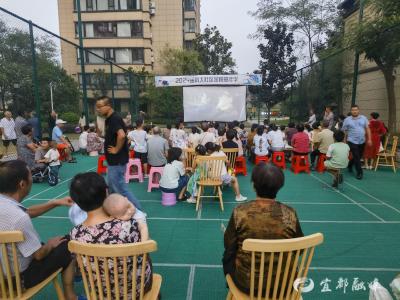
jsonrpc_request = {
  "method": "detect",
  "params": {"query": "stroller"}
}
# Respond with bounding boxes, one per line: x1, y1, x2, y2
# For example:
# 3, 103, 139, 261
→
31, 163, 60, 186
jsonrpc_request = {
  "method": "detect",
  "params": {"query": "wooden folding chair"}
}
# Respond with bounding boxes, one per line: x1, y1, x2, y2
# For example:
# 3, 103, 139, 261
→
68, 240, 162, 300
226, 233, 324, 300
196, 156, 226, 211
0, 231, 64, 300
375, 136, 398, 173
183, 148, 196, 170
222, 148, 239, 173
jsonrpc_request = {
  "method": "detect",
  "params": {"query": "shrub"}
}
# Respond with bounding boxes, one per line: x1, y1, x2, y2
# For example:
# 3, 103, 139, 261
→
60, 112, 80, 124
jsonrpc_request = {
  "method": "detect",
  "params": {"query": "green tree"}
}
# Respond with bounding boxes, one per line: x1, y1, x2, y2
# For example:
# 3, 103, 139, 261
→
0, 21, 80, 116
160, 47, 204, 75
251, 0, 338, 64
194, 25, 236, 74
251, 23, 297, 122
348, 0, 400, 132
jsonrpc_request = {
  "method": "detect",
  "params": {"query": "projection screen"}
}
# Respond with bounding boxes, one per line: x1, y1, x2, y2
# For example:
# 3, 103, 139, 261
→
183, 86, 247, 122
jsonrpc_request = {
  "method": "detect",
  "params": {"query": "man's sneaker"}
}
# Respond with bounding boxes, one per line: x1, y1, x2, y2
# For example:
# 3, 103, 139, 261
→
235, 195, 247, 202
186, 197, 197, 204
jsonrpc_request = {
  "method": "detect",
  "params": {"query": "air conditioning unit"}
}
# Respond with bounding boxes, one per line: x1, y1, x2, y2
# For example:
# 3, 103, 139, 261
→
149, 2, 156, 15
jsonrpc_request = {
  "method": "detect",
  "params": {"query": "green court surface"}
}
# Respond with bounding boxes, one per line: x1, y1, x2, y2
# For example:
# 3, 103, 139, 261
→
26, 154, 400, 299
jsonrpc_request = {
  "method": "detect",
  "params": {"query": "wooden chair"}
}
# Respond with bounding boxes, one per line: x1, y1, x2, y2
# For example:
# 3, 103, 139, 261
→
226, 233, 324, 300
222, 148, 239, 173
183, 148, 196, 170
0, 231, 64, 300
375, 136, 398, 173
382, 134, 390, 152
68, 240, 162, 300
196, 156, 226, 211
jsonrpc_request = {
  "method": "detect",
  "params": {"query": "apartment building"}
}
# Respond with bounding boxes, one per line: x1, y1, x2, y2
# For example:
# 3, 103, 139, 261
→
58, 0, 201, 112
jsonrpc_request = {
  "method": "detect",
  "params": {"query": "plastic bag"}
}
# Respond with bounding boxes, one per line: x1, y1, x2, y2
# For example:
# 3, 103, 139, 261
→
390, 275, 400, 300
369, 280, 393, 300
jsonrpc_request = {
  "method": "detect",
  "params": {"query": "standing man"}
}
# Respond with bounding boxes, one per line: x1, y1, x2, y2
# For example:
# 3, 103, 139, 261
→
95, 96, 141, 209
48, 110, 57, 136
342, 105, 372, 180
0, 111, 17, 156
14, 110, 29, 139
307, 109, 316, 127
28, 111, 41, 142
323, 106, 335, 130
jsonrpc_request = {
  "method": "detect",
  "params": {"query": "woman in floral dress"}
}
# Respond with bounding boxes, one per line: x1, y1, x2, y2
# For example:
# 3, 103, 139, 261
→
69, 172, 152, 299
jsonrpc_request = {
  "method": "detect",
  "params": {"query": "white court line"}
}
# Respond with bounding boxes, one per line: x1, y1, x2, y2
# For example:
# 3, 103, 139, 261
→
153, 263, 400, 272
310, 174, 385, 222
186, 265, 196, 300
344, 181, 400, 215
36, 215, 400, 224
23, 166, 96, 202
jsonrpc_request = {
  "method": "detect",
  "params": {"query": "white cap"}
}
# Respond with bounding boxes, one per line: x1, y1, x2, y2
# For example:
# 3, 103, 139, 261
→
55, 119, 67, 125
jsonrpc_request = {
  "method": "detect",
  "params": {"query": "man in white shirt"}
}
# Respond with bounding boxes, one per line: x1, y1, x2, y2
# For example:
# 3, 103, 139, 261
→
266, 124, 285, 152
198, 121, 216, 146
0, 111, 17, 156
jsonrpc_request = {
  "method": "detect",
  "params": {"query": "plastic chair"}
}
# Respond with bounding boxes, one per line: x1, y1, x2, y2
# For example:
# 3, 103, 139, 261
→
235, 156, 247, 176
161, 192, 177, 206
125, 158, 144, 183
97, 155, 107, 175
316, 153, 327, 173
255, 155, 269, 165
148, 167, 164, 192
291, 154, 310, 174
272, 151, 286, 169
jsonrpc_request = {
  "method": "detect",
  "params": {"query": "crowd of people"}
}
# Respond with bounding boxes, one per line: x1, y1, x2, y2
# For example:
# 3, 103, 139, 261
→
0, 99, 393, 299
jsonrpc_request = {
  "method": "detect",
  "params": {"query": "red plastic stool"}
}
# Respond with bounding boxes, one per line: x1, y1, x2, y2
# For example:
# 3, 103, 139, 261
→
255, 155, 269, 165
129, 149, 135, 159
291, 155, 310, 174
272, 151, 286, 169
97, 155, 107, 175
316, 153, 327, 173
235, 156, 247, 176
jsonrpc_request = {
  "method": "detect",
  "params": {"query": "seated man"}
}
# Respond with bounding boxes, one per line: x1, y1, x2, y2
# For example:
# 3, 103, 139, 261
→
0, 160, 76, 299
310, 121, 334, 168
52, 119, 76, 163
324, 130, 350, 187
147, 126, 169, 167
34, 137, 51, 171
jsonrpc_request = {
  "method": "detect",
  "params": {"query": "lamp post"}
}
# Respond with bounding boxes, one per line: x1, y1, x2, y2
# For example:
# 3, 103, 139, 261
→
49, 82, 54, 111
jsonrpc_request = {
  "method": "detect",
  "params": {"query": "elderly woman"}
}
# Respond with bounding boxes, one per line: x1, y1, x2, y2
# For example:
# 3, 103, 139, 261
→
17, 124, 38, 169
69, 172, 153, 299
223, 163, 304, 294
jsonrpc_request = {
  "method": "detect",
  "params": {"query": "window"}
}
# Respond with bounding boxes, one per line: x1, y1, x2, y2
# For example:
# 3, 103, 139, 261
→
115, 74, 129, 89
184, 0, 195, 11
132, 48, 144, 64
74, 0, 141, 11
184, 40, 194, 49
75, 21, 143, 38
184, 19, 196, 33
78, 48, 144, 64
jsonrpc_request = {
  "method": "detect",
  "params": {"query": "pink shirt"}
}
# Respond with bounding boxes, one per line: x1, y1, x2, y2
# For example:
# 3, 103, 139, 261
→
291, 132, 310, 154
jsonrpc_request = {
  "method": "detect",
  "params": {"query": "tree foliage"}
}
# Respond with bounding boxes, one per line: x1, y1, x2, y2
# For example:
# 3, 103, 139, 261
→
250, 23, 297, 121
160, 47, 204, 76
194, 25, 236, 74
347, 0, 400, 131
251, 0, 339, 64
0, 21, 80, 116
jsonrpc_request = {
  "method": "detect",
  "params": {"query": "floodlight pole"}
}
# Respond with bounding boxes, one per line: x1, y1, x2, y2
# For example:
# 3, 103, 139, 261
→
76, 0, 89, 125
351, 0, 365, 106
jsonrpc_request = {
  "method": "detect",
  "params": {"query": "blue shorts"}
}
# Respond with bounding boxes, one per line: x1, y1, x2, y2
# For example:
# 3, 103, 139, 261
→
160, 175, 189, 195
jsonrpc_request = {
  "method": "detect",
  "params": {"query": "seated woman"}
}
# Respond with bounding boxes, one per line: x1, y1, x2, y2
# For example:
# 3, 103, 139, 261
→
159, 147, 189, 200
69, 172, 153, 299
291, 124, 310, 155
205, 142, 247, 202
86, 127, 104, 155
223, 163, 304, 294
266, 124, 285, 152
17, 124, 38, 169
253, 125, 269, 157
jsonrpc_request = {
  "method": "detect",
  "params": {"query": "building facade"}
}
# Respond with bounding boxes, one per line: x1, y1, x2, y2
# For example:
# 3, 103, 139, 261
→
339, 0, 400, 130
58, 0, 201, 113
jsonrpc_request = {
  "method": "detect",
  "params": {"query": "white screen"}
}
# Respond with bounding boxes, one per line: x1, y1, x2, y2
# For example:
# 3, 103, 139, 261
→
183, 86, 247, 122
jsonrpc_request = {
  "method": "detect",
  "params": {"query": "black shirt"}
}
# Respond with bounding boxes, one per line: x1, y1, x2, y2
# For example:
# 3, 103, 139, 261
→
104, 112, 129, 165
222, 140, 239, 149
